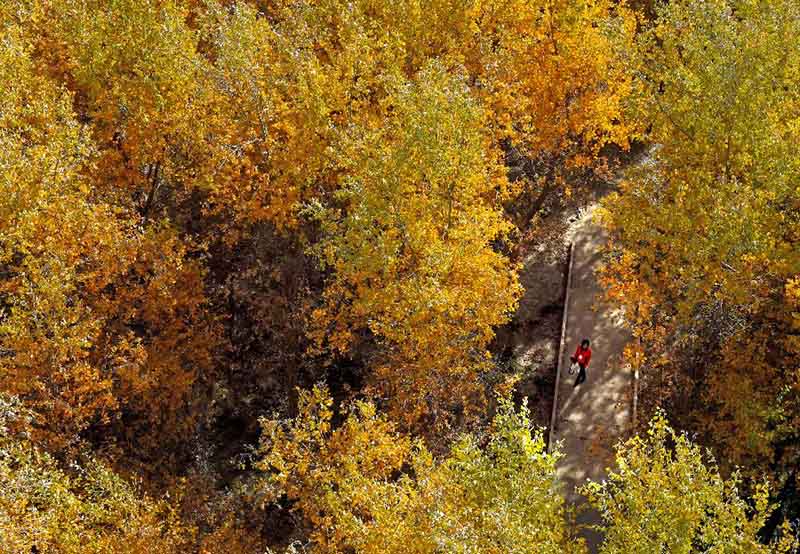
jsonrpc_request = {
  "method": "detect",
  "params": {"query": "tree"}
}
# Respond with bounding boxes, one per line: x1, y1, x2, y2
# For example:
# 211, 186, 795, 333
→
0, 12, 220, 458
199, 0, 343, 231
597, 0, 800, 476
582, 415, 797, 554
32, 0, 227, 216
257, 387, 584, 553
309, 63, 521, 430
14, 0, 637, 434
430, 396, 585, 554
0, 394, 193, 554
242, 0, 637, 226
461, 0, 637, 226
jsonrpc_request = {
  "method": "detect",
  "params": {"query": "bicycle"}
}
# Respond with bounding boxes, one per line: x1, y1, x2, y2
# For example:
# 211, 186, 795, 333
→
568, 360, 580, 375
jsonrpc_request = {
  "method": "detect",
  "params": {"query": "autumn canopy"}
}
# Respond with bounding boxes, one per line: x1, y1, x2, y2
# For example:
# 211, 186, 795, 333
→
0, 0, 797, 552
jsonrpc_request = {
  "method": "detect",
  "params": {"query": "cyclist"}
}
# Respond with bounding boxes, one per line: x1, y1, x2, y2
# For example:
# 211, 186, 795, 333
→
571, 338, 592, 387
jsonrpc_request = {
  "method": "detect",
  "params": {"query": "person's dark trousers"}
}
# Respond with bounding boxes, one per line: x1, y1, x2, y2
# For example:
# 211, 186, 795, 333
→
574, 364, 587, 386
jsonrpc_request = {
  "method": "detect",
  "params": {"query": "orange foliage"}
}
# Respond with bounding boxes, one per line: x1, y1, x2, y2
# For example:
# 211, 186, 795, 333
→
598, 0, 800, 472
0, 15, 219, 455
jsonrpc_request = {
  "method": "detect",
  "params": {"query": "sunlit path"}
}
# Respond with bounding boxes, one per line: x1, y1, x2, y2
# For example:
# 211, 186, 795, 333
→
552, 206, 632, 553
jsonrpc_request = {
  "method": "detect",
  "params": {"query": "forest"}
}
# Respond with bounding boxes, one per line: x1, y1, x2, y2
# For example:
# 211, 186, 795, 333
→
0, 0, 798, 552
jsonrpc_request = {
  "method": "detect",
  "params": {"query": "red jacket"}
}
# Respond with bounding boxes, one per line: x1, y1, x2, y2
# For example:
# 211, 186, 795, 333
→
573, 345, 592, 367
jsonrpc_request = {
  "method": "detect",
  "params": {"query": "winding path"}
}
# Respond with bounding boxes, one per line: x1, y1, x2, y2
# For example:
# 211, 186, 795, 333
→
551, 206, 632, 553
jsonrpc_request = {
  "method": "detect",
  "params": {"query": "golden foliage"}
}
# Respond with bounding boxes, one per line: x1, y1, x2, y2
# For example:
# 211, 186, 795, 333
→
0, 12, 220, 454
0, 397, 193, 553
257, 386, 583, 554
598, 0, 800, 471
583, 414, 797, 554
309, 64, 521, 429
7, 0, 793, 550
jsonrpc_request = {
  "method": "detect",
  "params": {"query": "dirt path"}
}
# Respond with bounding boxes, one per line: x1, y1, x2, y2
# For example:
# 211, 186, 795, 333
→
552, 206, 632, 553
